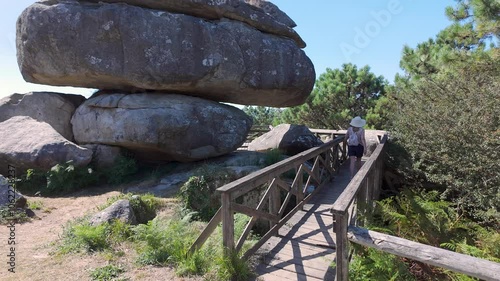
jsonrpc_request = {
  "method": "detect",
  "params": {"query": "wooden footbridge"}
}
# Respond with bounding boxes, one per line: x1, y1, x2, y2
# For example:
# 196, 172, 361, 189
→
189, 129, 500, 281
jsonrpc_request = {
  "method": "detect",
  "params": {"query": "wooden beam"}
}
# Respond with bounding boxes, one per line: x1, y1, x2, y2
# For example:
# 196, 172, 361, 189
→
188, 207, 222, 254
269, 182, 281, 231
231, 202, 280, 223
235, 180, 275, 252
348, 226, 500, 281
335, 213, 349, 281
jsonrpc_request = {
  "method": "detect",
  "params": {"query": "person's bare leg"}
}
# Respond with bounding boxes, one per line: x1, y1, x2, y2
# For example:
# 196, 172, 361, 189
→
350, 156, 356, 179
356, 157, 362, 174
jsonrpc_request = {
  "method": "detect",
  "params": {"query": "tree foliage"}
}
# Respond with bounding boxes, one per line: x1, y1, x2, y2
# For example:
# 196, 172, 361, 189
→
400, 0, 499, 79
280, 63, 387, 129
242, 106, 282, 126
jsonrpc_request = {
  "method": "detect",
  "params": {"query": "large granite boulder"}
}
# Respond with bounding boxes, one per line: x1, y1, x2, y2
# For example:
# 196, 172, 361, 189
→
0, 116, 92, 176
80, 0, 303, 46
0, 92, 85, 141
71, 93, 253, 163
81, 144, 122, 168
248, 124, 324, 155
17, 1, 315, 107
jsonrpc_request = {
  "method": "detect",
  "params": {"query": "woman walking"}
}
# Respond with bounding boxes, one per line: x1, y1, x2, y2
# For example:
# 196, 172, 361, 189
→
344, 116, 366, 179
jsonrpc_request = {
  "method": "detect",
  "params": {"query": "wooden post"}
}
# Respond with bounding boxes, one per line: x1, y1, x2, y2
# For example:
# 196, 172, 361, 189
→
269, 182, 280, 233
335, 212, 349, 281
373, 160, 381, 200
296, 165, 304, 205
221, 192, 234, 251
356, 179, 367, 227
366, 172, 374, 211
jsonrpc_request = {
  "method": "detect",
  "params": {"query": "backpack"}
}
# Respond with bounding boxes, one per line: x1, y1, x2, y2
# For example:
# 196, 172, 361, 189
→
348, 128, 359, 146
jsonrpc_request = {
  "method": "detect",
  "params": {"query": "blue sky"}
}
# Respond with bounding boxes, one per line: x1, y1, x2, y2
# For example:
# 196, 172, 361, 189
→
0, 0, 455, 100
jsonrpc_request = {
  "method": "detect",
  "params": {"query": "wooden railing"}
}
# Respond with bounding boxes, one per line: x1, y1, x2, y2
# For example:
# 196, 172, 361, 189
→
189, 133, 347, 259
330, 132, 388, 280
238, 125, 273, 150
330, 132, 500, 281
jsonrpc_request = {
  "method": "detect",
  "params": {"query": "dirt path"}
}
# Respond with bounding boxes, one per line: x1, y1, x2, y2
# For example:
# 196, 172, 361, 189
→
0, 186, 200, 281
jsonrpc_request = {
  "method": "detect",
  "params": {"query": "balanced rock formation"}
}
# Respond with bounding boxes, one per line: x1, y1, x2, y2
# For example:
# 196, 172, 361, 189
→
0, 116, 92, 176
17, 0, 315, 107
71, 93, 253, 162
248, 124, 323, 155
0, 92, 85, 141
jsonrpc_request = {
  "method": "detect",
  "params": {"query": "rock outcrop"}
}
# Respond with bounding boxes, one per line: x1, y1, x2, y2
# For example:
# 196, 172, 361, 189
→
71, 93, 253, 162
0, 92, 85, 141
248, 124, 324, 155
17, 0, 315, 107
0, 116, 92, 175
89, 199, 137, 226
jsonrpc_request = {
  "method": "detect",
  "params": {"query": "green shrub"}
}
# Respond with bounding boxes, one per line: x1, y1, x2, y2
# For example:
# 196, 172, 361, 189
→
392, 59, 500, 224
210, 250, 254, 281
46, 161, 100, 194
131, 212, 256, 280
104, 156, 138, 185
263, 149, 285, 166
15, 169, 47, 195
17, 155, 140, 196
178, 165, 235, 222
132, 217, 200, 266
89, 264, 125, 281
353, 188, 500, 280
349, 246, 415, 281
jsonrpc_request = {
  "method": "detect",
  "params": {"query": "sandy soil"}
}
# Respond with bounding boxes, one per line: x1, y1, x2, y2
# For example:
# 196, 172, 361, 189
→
0, 184, 202, 281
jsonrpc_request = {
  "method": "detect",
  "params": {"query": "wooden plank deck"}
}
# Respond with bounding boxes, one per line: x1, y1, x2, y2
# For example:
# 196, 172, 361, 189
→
251, 163, 354, 281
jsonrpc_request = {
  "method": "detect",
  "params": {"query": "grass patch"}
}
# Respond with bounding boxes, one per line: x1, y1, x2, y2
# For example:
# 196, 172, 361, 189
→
55, 189, 258, 281
89, 264, 126, 281
27, 200, 44, 210
58, 219, 132, 254
131, 212, 257, 280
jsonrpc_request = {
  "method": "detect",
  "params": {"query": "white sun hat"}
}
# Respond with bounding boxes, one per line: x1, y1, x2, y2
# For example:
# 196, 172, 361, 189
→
350, 116, 366, 128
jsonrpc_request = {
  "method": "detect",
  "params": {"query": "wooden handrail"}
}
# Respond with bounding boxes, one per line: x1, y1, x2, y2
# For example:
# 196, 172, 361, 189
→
331, 133, 388, 215
330, 132, 388, 280
348, 226, 500, 281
